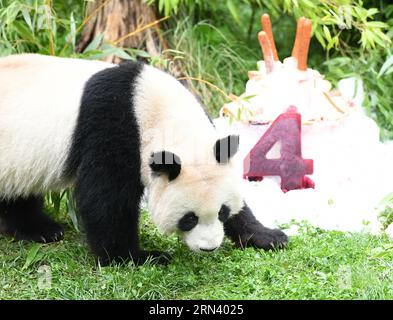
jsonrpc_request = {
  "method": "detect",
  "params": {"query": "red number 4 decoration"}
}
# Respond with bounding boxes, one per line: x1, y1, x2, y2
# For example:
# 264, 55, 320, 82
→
243, 107, 314, 191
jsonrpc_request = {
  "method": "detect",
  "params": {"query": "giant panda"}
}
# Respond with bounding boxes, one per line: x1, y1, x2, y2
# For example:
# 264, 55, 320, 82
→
0, 54, 287, 266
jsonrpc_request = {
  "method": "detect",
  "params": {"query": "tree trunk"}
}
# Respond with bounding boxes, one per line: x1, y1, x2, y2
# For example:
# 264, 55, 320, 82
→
77, 0, 167, 63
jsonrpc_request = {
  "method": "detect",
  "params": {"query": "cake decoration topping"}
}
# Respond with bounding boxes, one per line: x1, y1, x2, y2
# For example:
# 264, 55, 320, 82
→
261, 13, 278, 61
221, 14, 356, 124
258, 31, 275, 74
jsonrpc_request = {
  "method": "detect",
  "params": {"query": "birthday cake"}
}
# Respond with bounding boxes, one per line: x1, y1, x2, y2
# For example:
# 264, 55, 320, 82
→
214, 15, 393, 235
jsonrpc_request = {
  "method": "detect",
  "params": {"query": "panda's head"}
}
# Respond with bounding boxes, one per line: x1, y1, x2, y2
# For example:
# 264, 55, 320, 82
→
147, 135, 243, 253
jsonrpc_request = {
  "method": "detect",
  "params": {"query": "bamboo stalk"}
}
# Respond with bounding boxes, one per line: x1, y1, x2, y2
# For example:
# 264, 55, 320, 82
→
261, 14, 278, 61
44, 0, 55, 55
323, 92, 345, 114
176, 76, 231, 100
113, 16, 170, 45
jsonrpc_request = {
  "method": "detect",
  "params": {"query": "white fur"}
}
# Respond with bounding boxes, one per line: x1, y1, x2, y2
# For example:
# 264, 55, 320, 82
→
183, 219, 224, 252
134, 65, 244, 251
0, 54, 113, 198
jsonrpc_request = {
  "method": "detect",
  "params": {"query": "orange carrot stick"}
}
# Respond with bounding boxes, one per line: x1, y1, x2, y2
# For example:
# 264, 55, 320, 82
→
291, 17, 306, 61
297, 19, 312, 71
258, 31, 274, 73
261, 14, 278, 61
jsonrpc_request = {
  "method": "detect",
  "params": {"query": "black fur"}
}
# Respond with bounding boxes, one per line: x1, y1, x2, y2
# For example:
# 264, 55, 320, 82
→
224, 203, 288, 250
218, 204, 230, 222
214, 135, 240, 164
65, 62, 169, 266
149, 151, 181, 181
0, 196, 64, 243
177, 212, 198, 232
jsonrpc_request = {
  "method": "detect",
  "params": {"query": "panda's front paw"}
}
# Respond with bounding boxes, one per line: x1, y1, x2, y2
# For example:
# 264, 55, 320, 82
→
229, 219, 288, 250
33, 221, 64, 243
245, 227, 288, 250
9, 220, 64, 244
225, 204, 288, 251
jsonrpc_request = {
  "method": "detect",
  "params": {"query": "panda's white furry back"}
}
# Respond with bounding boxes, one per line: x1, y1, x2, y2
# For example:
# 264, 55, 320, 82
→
0, 54, 287, 266
0, 54, 229, 194
0, 54, 111, 196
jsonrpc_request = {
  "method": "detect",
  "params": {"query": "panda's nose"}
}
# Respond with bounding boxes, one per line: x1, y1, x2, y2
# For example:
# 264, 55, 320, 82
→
200, 247, 217, 252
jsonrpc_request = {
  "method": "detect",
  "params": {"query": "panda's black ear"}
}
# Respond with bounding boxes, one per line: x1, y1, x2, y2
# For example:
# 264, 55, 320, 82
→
214, 135, 239, 164
149, 151, 181, 181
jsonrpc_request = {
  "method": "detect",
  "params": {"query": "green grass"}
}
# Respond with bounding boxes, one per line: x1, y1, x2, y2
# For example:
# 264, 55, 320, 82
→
1, 213, 393, 300
0, 0, 392, 301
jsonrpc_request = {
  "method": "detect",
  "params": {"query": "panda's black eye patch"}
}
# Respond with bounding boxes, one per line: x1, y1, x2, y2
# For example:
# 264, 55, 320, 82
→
218, 205, 231, 222
178, 212, 199, 232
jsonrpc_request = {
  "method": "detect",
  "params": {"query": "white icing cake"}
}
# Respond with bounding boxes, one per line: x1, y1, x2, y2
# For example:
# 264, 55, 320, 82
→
216, 15, 393, 236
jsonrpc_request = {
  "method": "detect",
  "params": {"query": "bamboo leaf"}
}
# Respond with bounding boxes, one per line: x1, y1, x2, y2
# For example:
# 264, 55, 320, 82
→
13, 20, 41, 47
366, 21, 388, 29
226, 0, 241, 26
21, 8, 33, 32
66, 191, 79, 232
112, 48, 135, 60
127, 48, 150, 58
69, 12, 76, 50
366, 8, 379, 17
83, 33, 104, 53
323, 25, 332, 42
22, 244, 42, 270
314, 29, 326, 48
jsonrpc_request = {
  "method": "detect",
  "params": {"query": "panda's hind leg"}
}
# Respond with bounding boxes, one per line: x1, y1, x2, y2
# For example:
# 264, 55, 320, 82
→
0, 196, 64, 243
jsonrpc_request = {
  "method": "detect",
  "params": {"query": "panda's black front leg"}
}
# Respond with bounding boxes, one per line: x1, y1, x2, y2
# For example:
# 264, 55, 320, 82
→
224, 203, 288, 250
75, 160, 169, 266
